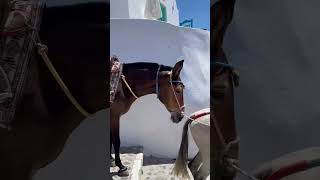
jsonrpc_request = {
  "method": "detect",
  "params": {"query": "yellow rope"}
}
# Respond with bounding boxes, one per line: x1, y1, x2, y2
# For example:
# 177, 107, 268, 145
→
36, 43, 92, 117
121, 75, 138, 99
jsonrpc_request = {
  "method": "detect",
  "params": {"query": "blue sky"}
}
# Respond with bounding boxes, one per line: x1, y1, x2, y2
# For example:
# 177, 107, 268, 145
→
176, 0, 210, 30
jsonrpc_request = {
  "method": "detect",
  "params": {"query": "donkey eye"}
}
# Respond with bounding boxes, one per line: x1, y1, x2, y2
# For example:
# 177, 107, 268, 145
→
175, 87, 183, 94
178, 83, 185, 89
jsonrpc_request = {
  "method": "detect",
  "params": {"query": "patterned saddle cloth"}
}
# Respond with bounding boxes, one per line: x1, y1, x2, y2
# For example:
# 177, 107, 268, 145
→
110, 56, 123, 103
0, 0, 44, 129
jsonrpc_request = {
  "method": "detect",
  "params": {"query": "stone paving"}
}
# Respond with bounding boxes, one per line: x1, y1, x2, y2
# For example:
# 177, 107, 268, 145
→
141, 156, 180, 180
111, 146, 143, 180
110, 146, 209, 180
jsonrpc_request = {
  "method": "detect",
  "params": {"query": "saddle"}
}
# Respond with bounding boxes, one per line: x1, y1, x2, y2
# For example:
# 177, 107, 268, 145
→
110, 56, 123, 103
0, 0, 44, 129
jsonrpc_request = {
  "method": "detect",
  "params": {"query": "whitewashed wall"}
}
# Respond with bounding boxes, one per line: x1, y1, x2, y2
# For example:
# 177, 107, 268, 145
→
110, 0, 179, 26
111, 18, 209, 158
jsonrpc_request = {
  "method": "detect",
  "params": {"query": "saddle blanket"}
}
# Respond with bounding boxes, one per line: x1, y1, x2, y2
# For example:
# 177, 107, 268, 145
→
0, 0, 44, 129
110, 56, 123, 103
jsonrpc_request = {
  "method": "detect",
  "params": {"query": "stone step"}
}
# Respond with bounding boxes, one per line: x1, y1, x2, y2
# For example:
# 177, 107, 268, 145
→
111, 146, 144, 180
141, 156, 180, 180
111, 147, 209, 180
141, 156, 210, 180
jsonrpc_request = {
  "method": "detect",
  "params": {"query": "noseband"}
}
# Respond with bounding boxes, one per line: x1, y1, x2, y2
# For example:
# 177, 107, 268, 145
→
213, 60, 239, 87
214, 61, 235, 70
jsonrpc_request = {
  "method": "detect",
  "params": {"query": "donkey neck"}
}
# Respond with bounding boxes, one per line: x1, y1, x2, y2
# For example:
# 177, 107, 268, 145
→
122, 63, 172, 99
37, 2, 108, 143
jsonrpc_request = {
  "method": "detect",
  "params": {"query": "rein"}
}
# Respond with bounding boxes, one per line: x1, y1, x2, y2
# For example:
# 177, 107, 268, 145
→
36, 43, 92, 117
1, 19, 92, 118
0, 2, 93, 124
156, 64, 161, 98
121, 75, 138, 99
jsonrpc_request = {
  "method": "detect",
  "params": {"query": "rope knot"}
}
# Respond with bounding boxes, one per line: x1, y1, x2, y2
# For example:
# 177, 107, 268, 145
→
222, 136, 240, 157
36, 43, 48, 54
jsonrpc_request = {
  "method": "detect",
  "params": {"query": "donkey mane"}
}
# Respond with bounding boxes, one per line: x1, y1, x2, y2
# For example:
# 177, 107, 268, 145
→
123, 62, 172, 73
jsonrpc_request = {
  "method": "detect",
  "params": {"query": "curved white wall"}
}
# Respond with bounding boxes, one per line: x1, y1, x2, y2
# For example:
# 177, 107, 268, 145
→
111, 19, 209, 158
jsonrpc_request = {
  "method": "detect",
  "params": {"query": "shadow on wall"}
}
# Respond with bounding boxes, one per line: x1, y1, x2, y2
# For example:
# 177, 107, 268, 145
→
223, 0, 320, 179
34, 110, 109, 180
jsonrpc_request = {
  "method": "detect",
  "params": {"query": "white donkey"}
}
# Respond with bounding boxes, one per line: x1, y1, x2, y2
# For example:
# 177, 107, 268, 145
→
172, 108, 210, 180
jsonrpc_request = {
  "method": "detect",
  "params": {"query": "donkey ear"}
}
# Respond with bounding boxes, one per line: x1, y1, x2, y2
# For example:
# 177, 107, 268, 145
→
212, 0, 236, 36
172, 60, 184, 79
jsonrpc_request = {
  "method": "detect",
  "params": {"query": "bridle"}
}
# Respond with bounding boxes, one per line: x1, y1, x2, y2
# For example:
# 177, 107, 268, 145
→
213, 59, 239, 87
213, 58, 242, 175
121, 63, 185, 114
156, 64, 185, 113
213, 60, 260, 180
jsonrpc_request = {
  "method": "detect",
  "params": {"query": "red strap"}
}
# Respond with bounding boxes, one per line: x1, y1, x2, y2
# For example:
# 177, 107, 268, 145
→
266, 160, 308, 180
191, 111, 210, 121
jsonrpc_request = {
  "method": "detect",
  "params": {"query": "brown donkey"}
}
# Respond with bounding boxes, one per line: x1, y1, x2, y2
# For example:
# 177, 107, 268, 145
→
110, 60, 186, 175
0, 3, 108, 180
212, 0, 240, 180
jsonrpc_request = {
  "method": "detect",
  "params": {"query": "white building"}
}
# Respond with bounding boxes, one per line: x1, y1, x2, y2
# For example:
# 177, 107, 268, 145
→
111, 0, 179, 26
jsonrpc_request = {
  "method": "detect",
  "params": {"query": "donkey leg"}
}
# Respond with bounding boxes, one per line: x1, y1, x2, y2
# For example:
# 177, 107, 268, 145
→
190, 119, 210, 179
188, 151, 203, 177
212, 160, 230, 180
110, 132, 116, 167
193, 158, 210, 180
112, 133, 128, 174
111, 119, 127, 174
